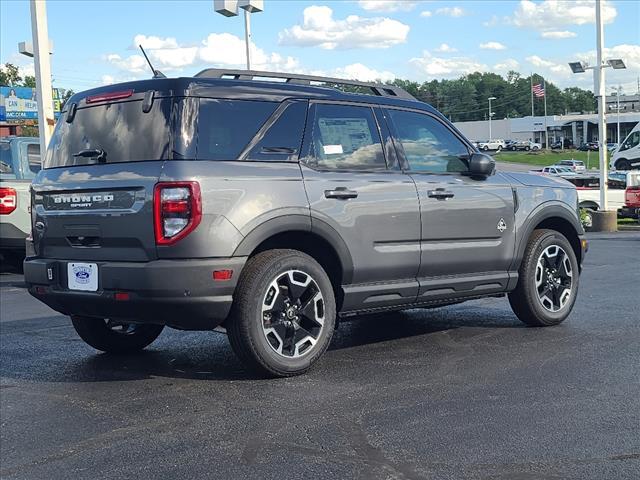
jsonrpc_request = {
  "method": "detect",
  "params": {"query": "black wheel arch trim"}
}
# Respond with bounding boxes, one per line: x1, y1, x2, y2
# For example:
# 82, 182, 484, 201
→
232, 214, 355, 285
511, 202, 584, 271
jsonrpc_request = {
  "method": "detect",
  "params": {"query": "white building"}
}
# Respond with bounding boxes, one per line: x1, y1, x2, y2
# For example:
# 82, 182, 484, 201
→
455, 111, 640, 146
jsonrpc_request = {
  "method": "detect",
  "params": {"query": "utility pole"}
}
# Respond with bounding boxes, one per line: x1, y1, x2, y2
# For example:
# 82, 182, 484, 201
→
30, 0, 54, 153
543, 77, 548, 149
488, 96, 496, 139
611, 85, 622, 144
530, 73, 534, 117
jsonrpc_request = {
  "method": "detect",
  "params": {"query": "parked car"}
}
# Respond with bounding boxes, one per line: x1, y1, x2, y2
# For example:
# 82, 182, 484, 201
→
23, 70, 587, 377
607, 142, 619, 152
619, 171, 640, 219
509, 140, 541, 151
578, 142, 599, 151
476, 139, 504, 151
0, 137, 41, 263
610, 121, 640, 171
540, 166, 577, 177
556, 160, 586, 172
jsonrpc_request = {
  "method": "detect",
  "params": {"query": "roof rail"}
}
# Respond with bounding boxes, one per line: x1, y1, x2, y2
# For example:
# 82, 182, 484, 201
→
193, 68, 416, 101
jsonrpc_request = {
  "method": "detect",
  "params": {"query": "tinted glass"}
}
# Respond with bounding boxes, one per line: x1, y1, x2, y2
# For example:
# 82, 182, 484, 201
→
0, 142, 15, 177
246, 101, 307, 161
388, 109, 469, 173
45, 99, 171, 168
197, 99, 278, 160
306, 104, 385, 170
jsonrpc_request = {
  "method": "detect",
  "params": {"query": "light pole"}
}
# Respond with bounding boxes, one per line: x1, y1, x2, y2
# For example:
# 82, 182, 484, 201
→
214, 0, 264, 70
611, 85, 622, 144
568, 1, 626, 214
19, 1, 54, 153
488, 97, 496, 140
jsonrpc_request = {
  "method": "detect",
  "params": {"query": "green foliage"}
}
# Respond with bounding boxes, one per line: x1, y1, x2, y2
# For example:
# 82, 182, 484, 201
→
0, 63, 22, 86
388, 72, 595, 122
23, 76, 36, 88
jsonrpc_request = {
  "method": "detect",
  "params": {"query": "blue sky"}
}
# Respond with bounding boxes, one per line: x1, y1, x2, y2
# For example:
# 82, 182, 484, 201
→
1, 0, 638, 94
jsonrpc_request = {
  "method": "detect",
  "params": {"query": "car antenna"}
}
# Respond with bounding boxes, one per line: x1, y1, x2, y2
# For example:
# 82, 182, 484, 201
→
139, 45, 166, 79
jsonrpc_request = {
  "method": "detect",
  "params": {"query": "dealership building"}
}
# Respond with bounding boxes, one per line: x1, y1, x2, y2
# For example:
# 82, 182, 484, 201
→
454, 110, 640, 146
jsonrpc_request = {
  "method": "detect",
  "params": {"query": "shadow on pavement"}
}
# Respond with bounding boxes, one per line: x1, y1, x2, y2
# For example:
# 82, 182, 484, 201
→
1, 304, 523, 384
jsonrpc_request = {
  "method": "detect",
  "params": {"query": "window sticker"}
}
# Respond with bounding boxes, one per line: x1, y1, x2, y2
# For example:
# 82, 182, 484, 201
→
323, 144, 344, 155
318, 118, 373, 154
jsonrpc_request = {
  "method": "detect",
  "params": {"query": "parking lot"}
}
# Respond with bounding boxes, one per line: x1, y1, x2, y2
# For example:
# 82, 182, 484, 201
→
1, 232, 639, 480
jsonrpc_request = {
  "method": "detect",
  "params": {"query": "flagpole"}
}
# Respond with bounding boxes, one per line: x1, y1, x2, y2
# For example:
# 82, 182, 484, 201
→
543, 77, 548, 149
530, 73, 534, 117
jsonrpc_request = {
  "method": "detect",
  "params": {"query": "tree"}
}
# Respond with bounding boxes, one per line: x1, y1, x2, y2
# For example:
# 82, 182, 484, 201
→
0, 63, 22, 86
60, 88, 75, 109
23, 76, 36, 88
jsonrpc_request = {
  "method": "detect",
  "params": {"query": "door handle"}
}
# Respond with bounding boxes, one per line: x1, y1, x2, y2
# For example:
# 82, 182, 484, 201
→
324, 187, 358, 200
427, 188, 455, 199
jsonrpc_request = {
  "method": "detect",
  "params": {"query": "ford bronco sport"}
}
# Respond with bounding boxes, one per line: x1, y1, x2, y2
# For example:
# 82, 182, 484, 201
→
24, 70, 587, 377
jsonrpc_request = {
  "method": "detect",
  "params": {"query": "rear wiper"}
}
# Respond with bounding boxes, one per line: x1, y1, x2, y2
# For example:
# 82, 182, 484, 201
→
72, 148, 107, 163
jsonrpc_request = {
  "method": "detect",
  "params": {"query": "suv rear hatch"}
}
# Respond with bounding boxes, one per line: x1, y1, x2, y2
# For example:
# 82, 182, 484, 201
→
31, 84, 173, 262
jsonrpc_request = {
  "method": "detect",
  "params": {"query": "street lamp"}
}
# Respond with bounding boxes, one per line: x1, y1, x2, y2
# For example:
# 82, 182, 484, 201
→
611, 85, 623, 144
214, 0, 264, 70
568, 0, 626, 215
488, 97, 496, 140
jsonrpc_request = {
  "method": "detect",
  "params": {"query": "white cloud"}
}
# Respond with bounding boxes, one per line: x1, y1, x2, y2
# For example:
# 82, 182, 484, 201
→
107, 33, 299, 76
435, 7, 466, 17
526, 55, 567, 74
101, 75, 116, 85
358, 0, 418, 12
435, 43, 457, 53
483, 15, 500, 27
132, 34, 179, 50
541, 30, 577, 39
331, 63, 395, 82
420, 10, 432, 17
480, 41, 507, 50
278, 6, 410, 49
493, 59, 520, 72
512, 0, 617, 29
410, 50, 487, 78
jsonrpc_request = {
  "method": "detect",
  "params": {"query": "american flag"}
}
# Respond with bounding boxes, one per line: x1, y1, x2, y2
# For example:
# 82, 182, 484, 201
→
532, 83, 545, 98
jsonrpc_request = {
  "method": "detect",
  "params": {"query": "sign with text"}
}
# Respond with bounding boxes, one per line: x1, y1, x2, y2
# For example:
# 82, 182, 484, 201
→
0, 86, 62, 121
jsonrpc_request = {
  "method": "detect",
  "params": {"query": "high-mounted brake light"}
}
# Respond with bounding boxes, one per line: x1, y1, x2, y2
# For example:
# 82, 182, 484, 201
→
154, 182, 202, 245
0, 187, 17, 215
86, 89, 133, 104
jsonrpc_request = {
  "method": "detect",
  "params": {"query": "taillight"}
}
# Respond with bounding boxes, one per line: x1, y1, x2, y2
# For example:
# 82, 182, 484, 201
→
0, 187, 17, 215
153, 182, 202, 245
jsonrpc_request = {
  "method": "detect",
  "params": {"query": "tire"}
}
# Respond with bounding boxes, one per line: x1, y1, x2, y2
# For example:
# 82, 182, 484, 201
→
581, 208, 594, 229
525, 146, 531, 151
508, 229, 579, 327
71, 316, 164, 353
482, 145, 489, 151
226, 249, 336, 377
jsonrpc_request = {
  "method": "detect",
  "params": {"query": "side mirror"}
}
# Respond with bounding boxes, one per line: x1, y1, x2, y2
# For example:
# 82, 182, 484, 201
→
468, 153, 495, 177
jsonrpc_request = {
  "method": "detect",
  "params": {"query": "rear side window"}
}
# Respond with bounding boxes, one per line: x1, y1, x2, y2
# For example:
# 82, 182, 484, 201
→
26, 143, 41, 175
304, 103, 386, 170
0, 142, 15, 177
197, 99, 277, 160
45, 99, 171, 168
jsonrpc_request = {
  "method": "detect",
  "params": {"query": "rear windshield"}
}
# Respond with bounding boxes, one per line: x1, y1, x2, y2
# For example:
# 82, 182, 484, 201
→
45, 99, 172, 168
45, 97, 280, 168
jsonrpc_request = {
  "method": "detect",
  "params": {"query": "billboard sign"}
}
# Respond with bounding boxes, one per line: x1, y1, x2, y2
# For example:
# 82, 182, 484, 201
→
0, 86, 62, 121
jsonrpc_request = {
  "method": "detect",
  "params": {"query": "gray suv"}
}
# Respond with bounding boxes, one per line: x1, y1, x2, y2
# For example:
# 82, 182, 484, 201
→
24, 70, 587, 377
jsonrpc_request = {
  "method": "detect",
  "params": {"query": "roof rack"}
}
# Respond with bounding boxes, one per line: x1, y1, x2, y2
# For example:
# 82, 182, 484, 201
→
193, 68, 416, 101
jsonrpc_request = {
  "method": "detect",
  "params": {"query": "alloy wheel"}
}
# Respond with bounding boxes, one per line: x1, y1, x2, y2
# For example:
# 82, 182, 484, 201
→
535, 245, 573, 312
261, 270, 325, 358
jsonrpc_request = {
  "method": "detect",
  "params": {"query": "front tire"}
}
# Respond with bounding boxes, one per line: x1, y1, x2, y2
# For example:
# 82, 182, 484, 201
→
71, 316, 164, 353
508, 229, 579, 326
227, 249, 336, 377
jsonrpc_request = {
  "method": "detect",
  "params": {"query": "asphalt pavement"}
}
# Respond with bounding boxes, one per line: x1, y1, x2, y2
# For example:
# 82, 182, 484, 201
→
1, 232, 639, 480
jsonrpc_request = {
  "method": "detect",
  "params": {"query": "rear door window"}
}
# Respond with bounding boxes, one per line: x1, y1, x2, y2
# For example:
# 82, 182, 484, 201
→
0, 142, 15, 178
303, 103, 386, 170
26, 143, 41, 175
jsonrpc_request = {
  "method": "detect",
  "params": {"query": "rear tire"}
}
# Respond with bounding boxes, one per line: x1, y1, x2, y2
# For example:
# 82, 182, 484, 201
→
71, 316, 164, 353
508, 229, 579, 327
226, 249, 336, 377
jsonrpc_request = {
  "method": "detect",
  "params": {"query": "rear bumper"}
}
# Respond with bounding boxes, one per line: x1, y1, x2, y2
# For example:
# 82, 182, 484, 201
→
619, 206, 639, 219
23, 256, 247, 330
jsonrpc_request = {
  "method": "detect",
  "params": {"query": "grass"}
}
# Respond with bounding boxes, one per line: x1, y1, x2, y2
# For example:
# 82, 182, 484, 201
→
493, 150, 602, 168
618, 217, 638, 226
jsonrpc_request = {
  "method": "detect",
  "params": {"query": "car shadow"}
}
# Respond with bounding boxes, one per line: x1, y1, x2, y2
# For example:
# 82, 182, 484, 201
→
0, 303, 523, 384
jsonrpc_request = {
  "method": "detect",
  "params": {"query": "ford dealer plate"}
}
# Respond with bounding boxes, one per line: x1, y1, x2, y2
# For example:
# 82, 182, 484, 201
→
67, 262, 98, 291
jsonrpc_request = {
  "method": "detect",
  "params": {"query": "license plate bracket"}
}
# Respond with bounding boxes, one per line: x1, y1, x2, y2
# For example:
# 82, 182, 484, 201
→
67, 262, 98, 292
